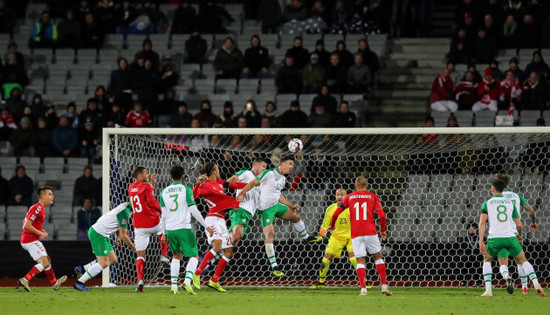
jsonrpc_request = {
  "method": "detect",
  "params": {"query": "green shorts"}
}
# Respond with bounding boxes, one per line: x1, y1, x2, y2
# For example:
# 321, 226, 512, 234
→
486, 237, 523, 258
229, 208, 252, 239
258, 203, 289, 228
89, 227, 113, 257
166, 229, 198, 257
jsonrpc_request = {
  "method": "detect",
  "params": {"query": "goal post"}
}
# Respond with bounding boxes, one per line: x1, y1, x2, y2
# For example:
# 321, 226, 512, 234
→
102, 126, 550, 287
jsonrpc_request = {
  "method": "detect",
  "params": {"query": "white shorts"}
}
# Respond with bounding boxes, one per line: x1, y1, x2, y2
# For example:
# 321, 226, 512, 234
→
205, 216, 232, 249
134, 223, 162, 251
352, 235, 381, 258
21, 241, 48, 261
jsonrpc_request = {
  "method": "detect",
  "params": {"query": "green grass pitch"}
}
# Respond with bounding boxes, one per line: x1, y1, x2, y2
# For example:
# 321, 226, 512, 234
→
0, 287, 545, 315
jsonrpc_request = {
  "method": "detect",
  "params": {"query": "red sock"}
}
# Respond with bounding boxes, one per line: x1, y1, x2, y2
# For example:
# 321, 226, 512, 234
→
195, 250, 216, 276
211, 256, 230, 283
44, 266, 57, 285
136, 257, 145, 280
24, 264, 44, 281
375, 262, 387, 285
159, 235, 168, 255
356, 266, 367, 288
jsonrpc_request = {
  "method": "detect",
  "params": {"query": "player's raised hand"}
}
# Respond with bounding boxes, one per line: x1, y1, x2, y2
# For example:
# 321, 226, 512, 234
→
236, 194, 244, 202
206, 227, 214, 237
380, 231, 387, 241
292, 204, 300, 211
115, 237, 122, 247
41, 229, 48, 240
196, 174, 207, 185
531, 222, 538, 231
151, 173, 157, 186
479, 242, 487, 256
226, 175, 239, 183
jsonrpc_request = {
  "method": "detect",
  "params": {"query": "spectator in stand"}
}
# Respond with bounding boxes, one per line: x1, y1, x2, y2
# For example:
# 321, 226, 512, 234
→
242, 35, 270, 79
133, 58, 161, 111
518, 13, 541, 49
44, 104, 58, 129
197, 0, 234, 34
108, 58, 133, 110
263, 101, 280, 125
447, 61, 462, 86
261, 116, 273, 128
0, 106, 16, 141
10, 117, 34, 157
474, 28, 497, 64
430, 68, 458, 112
473, 67, 500, 113
5, 87, 27, 123
114, 0, 136, 29
483, 0, 505, 26
1, 54, 28, 93
52, 116, 78, 157
311, 85, 337, 116
311, 39, 330, 68
391, 0, 411, 38
236, 116, 247, 128
326, 53, 347, 94
168, 103, 193, 128
62, 103, 80, 130
80, 98, 103, 129
285, 36, 309, 70
104, 103, 126, 127
357, 38, 381, 80
489, 59, 504, 81
522, 71, 547, 110
80, 12, 104, 50
456, 11, 479, 41
0, 166, 8, 206
308, 103, 332, 127
28, 11, 57, 50
238, 99, 262, 128
80, 119, 99, 160
57, 9, 81, 49
155, 89, 178, 117
93, 85, 110, 113
501, 14, 518, 48
95, 0, 116, 34
258, 0, 282, 34
283, 0, 309, 22
34, 117, 53, 158
213, 37, 243, 80
524, 51, 550, 83
159, 62, 179, 92
218, 101, 236, 128
302, 53, 325, 94
347, 53, 371, 94
463, 63, 482, 83
76, 197, 101, 240
184, 29, 208, 64
449, 28, 474, 64
456, 71, 479, 111
447, 113, 459, 127
483, 13, 500, 42
171, 0, 196, 34
508, 57, 526, 83
333, 40, 354, 68
8, 165, 33, 207
75, 0, 92, 22
134, 38, 160, 71
334, 100, 356, 128
125, 102, 152, 128
0, 0, 16, 35
276, 55, 301, 94
73, 165, 99, 206
194, 100, 217, 128
499, 70, 522, 112
281, 100, 308, 128
20, 106, 36, 127
28, 93, 45, 118
5, 42, 24, 70
141, 0, 169, 33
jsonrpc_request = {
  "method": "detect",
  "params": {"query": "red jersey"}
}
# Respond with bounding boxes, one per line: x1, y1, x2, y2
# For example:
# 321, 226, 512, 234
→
477, 78, 500, 103
193, 179, 247, 219
330, 190, 386, 238
21, 203, 46, 243
128, 181, 161, 228
125, 111, 152, 128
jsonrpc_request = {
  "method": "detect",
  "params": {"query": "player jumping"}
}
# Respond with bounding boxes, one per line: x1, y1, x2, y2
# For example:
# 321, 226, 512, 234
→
328, 176, 390, 297
479, 178, 545, 297
73, 202, 136, 291
160, 165, 213, 295
18, 186, 67, 292
237, 156, 322, 277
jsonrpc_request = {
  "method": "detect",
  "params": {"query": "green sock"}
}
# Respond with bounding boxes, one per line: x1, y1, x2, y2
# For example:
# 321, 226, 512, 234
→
319, 257, 331, 283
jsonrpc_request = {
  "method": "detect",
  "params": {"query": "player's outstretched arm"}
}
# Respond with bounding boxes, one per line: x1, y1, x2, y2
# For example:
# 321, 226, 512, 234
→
376, 208, 387, 241
118, 227, 136, 252
524, 204, 537, 231
328, 204, 345, 232
478, 213, 488, 255
514, 218, 523, 241
279, 194, 298, 210
24, 220, 47, 239
236, 179, 259, 202
189, 205, 208, 229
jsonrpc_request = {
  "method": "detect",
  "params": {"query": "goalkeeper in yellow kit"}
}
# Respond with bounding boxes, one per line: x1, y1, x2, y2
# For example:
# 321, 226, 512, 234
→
311, 188, 370, 288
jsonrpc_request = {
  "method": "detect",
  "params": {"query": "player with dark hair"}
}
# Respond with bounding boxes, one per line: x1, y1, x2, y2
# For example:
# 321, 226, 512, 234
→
18, 186, 67, 292
237, 156, 322, 277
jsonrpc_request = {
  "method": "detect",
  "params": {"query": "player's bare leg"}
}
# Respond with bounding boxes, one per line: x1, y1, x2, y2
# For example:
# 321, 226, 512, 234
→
281, 209, 321, 243
231, 225, 244, 247
263, 224, 284, 276
136, 249, 147, 292
497, 256, 514, 294
372, 252, 391, 296
513, 251, 545, 297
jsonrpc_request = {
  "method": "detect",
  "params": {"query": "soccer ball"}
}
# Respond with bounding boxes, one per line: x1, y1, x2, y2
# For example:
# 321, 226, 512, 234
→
288, 138, 303, 153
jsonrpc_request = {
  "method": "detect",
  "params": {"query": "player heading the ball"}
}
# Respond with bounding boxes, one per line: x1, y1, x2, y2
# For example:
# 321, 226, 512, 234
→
18, 186, 67, 292
328, 176, 390, 297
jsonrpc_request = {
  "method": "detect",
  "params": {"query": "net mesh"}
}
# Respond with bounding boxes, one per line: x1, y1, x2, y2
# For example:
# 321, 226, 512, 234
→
107, 129, 550, 287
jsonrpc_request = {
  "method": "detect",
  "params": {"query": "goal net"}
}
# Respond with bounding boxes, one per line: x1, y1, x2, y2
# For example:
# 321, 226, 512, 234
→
102, 127, 550, 287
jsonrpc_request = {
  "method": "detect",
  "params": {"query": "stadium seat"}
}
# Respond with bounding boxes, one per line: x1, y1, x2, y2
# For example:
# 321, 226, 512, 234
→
519, 110, 542, 126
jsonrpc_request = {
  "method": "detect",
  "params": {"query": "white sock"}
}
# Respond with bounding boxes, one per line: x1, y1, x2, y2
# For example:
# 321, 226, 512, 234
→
521, 261, 540, 288
499, 265, 510, 279
356, 263, 365, 270
211, 251, 223, 264
78, 263, 104, 284
293, 220, 310, 239
185, 257, 198, 285
34, 263, 45, 272
84, 259, 98, 271
517, 264, 528, 289
483, 262, 492, 292
265, 243, 278, 268
170, 258, 180, 290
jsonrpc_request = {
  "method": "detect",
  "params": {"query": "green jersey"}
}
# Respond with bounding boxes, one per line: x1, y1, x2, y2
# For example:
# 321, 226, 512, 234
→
256, 168, 286, 211
235, 169, 258, 215
160, 182, 201, 231
91, 202, 130, 237
481, 194, 519, 239
502, 189, 528, 230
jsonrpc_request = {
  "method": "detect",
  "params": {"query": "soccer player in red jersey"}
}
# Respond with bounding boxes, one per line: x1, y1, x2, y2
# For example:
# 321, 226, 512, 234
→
329, 176, 391, 297
128, 166, 167, 292
18, 186, 67, 292
191, 162, 247, 292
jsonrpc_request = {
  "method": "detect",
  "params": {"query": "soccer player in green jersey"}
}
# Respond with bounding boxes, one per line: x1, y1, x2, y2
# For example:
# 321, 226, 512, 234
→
236, 156, 322, 277
495, 173, 538, 294
160, 165, 213, 295
478, 179, 545, 297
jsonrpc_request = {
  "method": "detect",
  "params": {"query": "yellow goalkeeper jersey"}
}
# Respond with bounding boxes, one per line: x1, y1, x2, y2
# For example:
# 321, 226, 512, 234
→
319, 203, 351, 239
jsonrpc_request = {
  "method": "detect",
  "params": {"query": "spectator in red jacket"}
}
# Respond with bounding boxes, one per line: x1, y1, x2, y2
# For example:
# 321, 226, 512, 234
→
472, 67, 499, 113
125, 102, 152, 128
499, 70, 522, 113
455, 71, 478, 110
430, 68, 458, 112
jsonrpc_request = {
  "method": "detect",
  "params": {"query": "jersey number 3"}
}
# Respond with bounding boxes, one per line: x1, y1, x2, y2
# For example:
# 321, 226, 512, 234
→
131, 195, 143, 213
354, 202, 367, 221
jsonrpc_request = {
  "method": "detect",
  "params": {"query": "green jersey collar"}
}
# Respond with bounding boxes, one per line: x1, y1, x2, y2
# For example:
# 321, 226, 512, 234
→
171, 181, 182, 185
494, 194, 503, 197
275, 167, 282, 175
